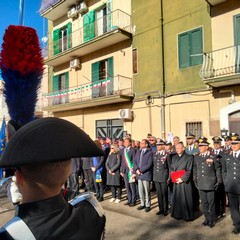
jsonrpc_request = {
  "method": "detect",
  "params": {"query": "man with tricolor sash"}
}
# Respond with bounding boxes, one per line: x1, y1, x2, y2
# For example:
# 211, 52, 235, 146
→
120, 138, 137, 206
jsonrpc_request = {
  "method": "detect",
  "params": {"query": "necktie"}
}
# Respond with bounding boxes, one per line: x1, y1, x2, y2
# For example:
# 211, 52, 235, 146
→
189, 146, 192, 152
234, 152, 237, 158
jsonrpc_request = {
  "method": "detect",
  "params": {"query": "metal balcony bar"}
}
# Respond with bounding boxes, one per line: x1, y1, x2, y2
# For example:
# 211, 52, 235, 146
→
43, 9, 132, 58
199, 44, 240, 79
41, 75, 133, 108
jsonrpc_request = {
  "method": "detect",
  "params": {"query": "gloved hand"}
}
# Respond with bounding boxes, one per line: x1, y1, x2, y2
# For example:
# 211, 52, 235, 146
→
9, 176, 22, 205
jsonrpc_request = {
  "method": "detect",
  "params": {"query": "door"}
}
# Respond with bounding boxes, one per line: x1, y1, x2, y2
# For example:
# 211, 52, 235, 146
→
96, 7, 107, 36
229, 110, 240, 134
96, 119, 124, 139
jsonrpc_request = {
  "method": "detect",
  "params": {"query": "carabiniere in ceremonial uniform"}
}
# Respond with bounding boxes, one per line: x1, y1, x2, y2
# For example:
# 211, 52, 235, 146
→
153, 140, 171, 216
222, 134, 240, 235
193, 137, 222, 228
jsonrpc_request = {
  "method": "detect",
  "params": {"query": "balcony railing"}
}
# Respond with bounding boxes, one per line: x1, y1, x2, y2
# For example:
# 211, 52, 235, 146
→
199, 45, 240, 79
41, 75, 133, 108
44, 9, 132, 58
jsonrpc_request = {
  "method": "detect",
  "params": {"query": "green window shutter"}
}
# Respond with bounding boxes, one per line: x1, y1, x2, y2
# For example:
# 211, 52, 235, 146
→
107, 57, 113, 79
67, 23, 72, 49
92, 62, 100, 82
83, 10, 96, 42
65, 72, 69, 89
107, 0, 112, 31
107, 57, 114, 95
234, 14, 240, 45
190, 28, 203, 66
92, 62, 100, 98
53, 75, 59, 92
53, 29, 60, 55
178, 32, 190, 68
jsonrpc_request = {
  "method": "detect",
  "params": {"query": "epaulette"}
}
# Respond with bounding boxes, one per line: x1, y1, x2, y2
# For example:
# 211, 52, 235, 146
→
69, 192, 105, 217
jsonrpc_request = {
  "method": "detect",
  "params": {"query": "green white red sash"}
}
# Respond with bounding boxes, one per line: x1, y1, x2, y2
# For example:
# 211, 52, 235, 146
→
124, 148, 134, 182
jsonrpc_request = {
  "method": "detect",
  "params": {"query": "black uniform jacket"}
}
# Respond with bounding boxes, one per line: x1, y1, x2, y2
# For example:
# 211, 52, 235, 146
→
153, 150, 171, 183
193, 151, 221, 191
222, 151, 240, 194
0, 194, 106, 240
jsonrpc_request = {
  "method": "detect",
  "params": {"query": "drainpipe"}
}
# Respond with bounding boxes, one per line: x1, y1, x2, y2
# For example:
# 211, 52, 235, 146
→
160, 0, 166, 140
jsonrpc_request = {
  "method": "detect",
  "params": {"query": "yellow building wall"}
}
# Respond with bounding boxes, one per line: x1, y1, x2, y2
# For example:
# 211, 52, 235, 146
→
211, 0, 240, 50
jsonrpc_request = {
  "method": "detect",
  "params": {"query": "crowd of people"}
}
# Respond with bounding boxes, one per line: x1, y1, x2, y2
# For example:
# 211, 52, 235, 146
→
67, 132, 240, 235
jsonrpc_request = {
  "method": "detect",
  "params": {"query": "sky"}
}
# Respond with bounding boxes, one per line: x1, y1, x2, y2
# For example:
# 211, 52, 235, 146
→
0, 0, 48, 49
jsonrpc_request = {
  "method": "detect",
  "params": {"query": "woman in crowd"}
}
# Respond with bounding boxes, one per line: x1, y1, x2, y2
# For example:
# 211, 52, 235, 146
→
105, 144, 122, 203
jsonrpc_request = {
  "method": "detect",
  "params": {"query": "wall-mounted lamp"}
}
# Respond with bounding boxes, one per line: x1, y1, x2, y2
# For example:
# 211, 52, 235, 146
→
120, 50, 125, 56
146, 95, 154, 105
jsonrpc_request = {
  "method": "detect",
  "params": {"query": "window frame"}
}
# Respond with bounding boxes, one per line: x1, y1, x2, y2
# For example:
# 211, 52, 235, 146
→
185, 121, 202, 140
178, 27, 203, 69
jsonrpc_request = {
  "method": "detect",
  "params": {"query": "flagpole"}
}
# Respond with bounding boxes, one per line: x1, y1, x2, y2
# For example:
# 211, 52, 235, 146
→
19, 0, 25, 26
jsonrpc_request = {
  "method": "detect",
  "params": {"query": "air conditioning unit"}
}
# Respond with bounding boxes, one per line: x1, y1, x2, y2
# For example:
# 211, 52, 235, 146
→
119, 109, 132, 120
76, 2, 88, 14
70, 58, 81, 69
67, 7, 78, 18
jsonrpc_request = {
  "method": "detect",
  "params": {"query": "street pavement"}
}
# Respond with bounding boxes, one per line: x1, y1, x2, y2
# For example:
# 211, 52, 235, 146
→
1, 189, 240, 240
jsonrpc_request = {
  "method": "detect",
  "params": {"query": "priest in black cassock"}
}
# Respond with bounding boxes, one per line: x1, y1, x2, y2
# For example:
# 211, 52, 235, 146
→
170, 142, 194, 221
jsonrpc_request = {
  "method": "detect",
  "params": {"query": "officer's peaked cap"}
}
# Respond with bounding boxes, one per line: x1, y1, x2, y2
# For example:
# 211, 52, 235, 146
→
0, 117, 104, 167
230, 133, 240, 144
156, 139, 165, 145
185, 132, 195, 139
212, 136, 222, 143
196, 136, 209, 146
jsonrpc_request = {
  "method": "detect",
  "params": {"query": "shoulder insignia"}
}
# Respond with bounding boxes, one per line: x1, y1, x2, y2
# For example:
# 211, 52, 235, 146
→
69, 192, 105, 217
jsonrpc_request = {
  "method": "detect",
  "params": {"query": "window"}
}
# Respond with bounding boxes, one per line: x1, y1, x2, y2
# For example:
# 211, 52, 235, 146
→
186, 122, 202, 139
53, 23, 72, 55
96, 119, 123, 139
133, 48, 138, 74
52, 72, 69, 105
83, 0, 112, 42
92, 57, 113, 97
178, 27, 203, 69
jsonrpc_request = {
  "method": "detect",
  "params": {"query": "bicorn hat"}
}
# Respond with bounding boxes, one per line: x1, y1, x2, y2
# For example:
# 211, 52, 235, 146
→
0, 117, 104, 167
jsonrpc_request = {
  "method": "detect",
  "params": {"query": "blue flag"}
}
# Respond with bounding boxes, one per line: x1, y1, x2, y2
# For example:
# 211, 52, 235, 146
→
0, 116, 6, 178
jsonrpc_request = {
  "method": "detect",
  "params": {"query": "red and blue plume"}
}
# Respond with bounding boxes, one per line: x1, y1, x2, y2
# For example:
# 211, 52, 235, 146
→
0, 25, 44, 128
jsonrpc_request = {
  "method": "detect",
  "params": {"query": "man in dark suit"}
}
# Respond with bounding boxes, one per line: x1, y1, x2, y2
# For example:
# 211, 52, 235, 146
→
193, 137, 222, 228
119, 138, 137, 206
222, 134, 240, 235
134, 139, 153, 212
153, 140, 170, 216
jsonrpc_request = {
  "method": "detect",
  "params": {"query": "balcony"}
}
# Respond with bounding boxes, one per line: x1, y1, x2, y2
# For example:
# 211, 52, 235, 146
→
44, 10, 132, 67
40, 0, 77, 21
199, 45, 240, 87
41, 75, 133, 112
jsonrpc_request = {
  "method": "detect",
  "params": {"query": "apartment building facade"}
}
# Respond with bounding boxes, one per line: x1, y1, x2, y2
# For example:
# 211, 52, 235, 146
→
40, 0, 240, 141
40, 0, 133, 139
